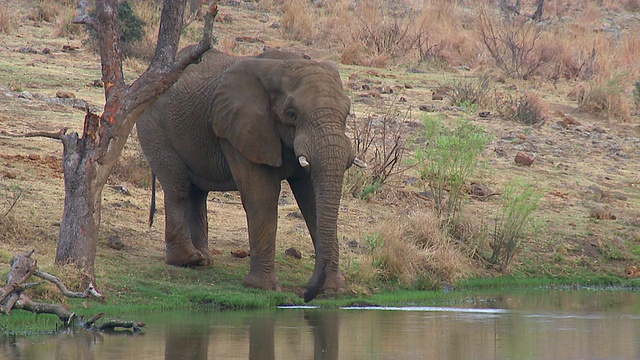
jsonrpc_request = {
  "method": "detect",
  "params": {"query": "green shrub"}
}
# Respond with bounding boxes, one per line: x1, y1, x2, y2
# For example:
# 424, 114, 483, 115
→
442, 77, 490, 108
86, 1, 147, 58
489, 179, 542, 269
413, 115, 492, 226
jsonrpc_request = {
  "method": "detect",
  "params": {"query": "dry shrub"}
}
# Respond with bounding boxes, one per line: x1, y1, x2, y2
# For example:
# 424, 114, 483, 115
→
496, 91, 548, 125
441, 76, 490, 107
281, 0, 317, 43
0, 6, 17, 34
110, 133, 151, 188
353, 212, 473, 288
625, 0, 640, 11
54, 8, 87, 38
577, 76, 631, 121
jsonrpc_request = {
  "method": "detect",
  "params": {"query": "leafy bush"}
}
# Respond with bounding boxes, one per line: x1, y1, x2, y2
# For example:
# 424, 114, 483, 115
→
86, 1, 147, 58
489, 179, 542, 269
413, 115, 492, 226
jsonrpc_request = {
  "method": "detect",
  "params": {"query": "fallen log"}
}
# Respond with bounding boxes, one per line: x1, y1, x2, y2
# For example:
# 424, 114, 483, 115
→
1, 250, 144, 332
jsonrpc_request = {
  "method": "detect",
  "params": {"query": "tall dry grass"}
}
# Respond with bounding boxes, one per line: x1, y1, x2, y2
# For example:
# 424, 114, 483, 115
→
0, 6, 17, 34
347, 211, 473, 289
268, 0, 639, 119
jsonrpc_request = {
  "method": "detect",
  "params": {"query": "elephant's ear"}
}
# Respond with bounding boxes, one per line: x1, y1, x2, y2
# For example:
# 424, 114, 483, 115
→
212, 59, 283, 168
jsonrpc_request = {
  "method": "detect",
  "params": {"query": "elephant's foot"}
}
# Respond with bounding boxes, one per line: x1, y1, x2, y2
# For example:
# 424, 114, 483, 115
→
166, 247, 213, 267
242, 271, 282, 292
320, 272, 346, 294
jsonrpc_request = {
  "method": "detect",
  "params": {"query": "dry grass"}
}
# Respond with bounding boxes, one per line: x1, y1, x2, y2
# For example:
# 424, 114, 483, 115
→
281, 0, 317, 43
349, 211, 473, 289
0, 6, 17, 34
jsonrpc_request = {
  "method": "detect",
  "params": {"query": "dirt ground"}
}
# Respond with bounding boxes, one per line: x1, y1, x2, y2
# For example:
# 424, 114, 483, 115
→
1, 1, 640, 286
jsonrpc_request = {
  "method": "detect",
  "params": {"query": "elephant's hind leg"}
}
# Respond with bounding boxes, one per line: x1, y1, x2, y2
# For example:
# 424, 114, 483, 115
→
164, 191, 210, 267
188, 187, 213, 266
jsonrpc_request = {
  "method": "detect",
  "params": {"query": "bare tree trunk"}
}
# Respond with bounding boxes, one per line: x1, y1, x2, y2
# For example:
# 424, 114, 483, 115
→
56, 0, 216, 287
532, 0, 544, 22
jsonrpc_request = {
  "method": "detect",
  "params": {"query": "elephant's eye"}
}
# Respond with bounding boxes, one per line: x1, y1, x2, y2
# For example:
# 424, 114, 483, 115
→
286, 110, 297, 121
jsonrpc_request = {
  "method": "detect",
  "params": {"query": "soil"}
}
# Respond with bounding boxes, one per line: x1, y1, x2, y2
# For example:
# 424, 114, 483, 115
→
1, 1, 640, 291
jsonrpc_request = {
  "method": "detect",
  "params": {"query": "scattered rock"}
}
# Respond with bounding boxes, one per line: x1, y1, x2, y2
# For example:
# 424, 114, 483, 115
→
42, 48, 51, 54
55, 90, 75, 99
62, 45, 79, 52
514, 152, 534, 166
286, 211, 304, 220
419, 104, 437, 112
361, 84, 371, 90
28, 154, 40, 161
231, 249, 249, 258
404, 83, 413, 89
494, 147, 509, 157
18, 91, 34, 100
469, 183, 494, 198
478, 110, 491, 118
589, 206, 616, 220
17, 47, 38, 54
109, 185, 131, 196
106, 234, 125, 250
432, 93, 444, 101
2, 169, 17, 179
284, 247, 302, 259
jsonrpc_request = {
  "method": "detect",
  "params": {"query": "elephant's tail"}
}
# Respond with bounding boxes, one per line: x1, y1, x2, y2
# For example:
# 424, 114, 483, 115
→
148, 172, 157, 227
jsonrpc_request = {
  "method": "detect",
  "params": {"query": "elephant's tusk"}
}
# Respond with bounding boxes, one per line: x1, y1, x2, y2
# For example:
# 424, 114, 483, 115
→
353, 157, 368, 168
298, 156, 310, 168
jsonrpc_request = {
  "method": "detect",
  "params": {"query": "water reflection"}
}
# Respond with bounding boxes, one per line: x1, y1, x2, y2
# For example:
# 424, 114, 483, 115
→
2, 289, 640, 359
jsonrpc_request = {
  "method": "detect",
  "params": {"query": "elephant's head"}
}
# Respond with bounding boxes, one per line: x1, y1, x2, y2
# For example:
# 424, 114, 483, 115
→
212, 57, 358, 301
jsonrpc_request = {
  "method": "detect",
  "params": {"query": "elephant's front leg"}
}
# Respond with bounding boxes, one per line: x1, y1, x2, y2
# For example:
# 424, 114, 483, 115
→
223, 144, 283, 291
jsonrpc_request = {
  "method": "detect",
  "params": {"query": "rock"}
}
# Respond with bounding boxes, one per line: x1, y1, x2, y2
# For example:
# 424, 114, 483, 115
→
469, 183, 493, 197
2, 169, 17, 179
419, 104, 437, 112
106, 234, 125, 250
285, 247, 302, 259
56, 90, 75, 99
109, 185, 131, 196
28, 154, 40, 161
478, 110, 490, 118
286, 211, 304, 219
231, 249, 249, 258
432, 93, 444, 101
42, 48, 51, 54
589, 206, 616, 220
18, 91, 34, 100
404, 83, 413, 89
514, 152, 534, 166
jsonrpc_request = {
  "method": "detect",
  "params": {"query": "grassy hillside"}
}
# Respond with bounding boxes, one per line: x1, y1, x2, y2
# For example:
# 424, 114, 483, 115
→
1, 0, 640, 315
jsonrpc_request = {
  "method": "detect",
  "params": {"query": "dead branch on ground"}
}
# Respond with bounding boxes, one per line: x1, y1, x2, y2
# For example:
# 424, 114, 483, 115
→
1, 250, 143, 332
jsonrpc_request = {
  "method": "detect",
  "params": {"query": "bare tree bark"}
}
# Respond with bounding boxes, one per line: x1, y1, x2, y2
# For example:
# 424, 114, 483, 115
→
56, 0, 217, 287
532, 0, 544, 22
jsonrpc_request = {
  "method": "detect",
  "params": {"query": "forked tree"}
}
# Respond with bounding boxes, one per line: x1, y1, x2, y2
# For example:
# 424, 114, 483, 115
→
55, 0, 216, 287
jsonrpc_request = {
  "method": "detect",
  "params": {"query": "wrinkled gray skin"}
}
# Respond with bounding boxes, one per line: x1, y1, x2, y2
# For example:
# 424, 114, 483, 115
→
137, 47, 355, 301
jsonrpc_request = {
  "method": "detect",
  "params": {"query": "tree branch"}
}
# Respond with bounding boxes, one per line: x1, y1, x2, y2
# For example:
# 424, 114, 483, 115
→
34, 269, 104, 299
73, 0, 95, 29
1, 128, 69, 140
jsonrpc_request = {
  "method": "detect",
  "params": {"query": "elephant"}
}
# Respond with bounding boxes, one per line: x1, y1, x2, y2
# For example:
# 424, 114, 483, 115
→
136, 47, 365, 301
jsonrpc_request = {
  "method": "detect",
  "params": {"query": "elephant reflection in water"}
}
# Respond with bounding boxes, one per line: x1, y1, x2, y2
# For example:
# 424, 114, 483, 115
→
162, 311, 340, 360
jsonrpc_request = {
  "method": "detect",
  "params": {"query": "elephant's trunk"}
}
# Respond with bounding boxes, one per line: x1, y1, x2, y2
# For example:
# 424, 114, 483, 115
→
303, 130, 350, 302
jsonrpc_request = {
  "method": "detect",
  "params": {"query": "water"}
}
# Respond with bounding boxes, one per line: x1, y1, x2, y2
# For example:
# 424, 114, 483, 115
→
2, 289, 639, 359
